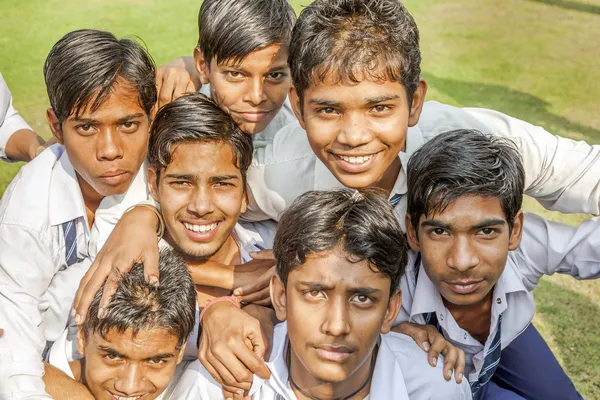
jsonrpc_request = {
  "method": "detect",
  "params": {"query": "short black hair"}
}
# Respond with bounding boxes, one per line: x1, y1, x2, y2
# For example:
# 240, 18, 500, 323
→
44, 29, 156, 124
407, 129, 525, 231
197, 0, 296, 66
274, 189, 407, 295
83, 248, 196, 349
289, 0, 421, 108
148, 92, 253, 185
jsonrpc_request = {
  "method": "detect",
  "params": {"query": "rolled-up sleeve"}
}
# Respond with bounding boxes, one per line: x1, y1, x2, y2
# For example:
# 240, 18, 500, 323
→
0, 224, 55, 399
0, 74, 33, 162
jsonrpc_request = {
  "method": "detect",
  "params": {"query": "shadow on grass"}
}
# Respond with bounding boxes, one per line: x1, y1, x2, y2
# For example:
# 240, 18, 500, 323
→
423, 72, 600, 143
529, 0, 600, 15
534, 278, 600, 398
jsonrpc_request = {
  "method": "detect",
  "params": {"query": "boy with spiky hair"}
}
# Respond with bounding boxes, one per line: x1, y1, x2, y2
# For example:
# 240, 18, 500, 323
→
44, 248, 197, 400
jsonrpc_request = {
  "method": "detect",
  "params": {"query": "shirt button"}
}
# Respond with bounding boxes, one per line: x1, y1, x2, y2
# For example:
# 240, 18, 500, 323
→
439, 314, 444, 321
464, 333, 468, 339
496, 298, 502, 304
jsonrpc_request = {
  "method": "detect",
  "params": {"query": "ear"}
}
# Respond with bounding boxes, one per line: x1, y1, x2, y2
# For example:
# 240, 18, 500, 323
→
288, 86, 306, 130
405, 213, 421, 252
407, 78, 428, 127
147, 166, 160, 203
381, 289, 402, 334
193, 47, 210, 85
46, 108, 64, 145
76, 327, 86, 356
240, 188, 248, 215
176, 342, 187, 365
270, 274, 287, 322
508, 210, 524, 251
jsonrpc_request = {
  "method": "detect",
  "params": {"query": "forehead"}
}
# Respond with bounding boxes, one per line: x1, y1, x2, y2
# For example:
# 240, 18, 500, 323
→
288, 248, 390, 289
89, 328, 179, 358
164, 141, 241, 177
304, 72, 407, 104
215, 44, 288, 72
67, 79, 146, 121
421, 196, 507, 226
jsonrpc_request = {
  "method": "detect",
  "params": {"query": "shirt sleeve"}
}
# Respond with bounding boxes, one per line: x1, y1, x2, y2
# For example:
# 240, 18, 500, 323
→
0, 224, 56, 399
0, 74, 33, 162
513, 213, 600, 288
462, 106, 600, 215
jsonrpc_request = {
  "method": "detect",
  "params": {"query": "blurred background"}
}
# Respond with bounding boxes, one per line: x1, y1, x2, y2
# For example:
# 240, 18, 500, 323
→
0, 0, 599, 396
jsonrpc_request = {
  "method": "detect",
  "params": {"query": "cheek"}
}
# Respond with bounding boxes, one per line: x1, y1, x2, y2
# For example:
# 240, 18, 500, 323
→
214, 189, 245, 216
264, 84, 289, 106
85, 355, 115, 389
210, 78, 243, 109
158, 188, 190, 219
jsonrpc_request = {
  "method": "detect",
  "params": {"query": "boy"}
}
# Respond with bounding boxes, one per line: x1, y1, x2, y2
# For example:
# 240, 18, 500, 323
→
401, 129, 599, 398
0, 29, 154, 399
174, 189, 472, 399
44, 248, 197, 400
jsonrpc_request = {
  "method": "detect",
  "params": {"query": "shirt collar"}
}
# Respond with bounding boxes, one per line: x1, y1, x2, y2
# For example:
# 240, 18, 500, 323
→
48, 148, 87, 227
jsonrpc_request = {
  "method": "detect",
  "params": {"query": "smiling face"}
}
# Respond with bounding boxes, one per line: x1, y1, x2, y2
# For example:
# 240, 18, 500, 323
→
271, 248, 401, 393
148, 141, 246, 262
47, 79, 150, 203
289, 74, 426, 192
77, 328, 184, 400
195, 44, 291, 135
406, 195, 524, 307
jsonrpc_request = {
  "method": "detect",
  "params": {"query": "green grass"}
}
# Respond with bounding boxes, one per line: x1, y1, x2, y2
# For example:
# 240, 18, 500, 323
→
1, 0, 599, 397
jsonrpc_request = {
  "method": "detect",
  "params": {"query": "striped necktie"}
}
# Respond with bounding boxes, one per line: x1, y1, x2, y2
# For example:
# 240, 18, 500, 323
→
389, 193, 402, 208
61, 219, 79, 266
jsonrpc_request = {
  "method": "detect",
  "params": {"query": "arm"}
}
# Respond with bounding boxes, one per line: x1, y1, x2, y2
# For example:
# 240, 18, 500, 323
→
0, 225, 56, 399
43, 362, 93, 400
515, 213, 600, 288
155, 56, 201, 112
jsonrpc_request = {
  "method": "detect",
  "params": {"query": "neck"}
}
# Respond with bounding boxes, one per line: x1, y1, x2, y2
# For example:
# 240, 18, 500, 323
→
76, 173, 104, 229
288, 347, 375, 400
371, 156, 401, 196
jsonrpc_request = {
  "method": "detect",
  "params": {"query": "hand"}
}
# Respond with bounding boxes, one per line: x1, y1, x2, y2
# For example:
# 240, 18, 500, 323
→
393, 322, 465, 384
72, 206, 160, 324
233, 250, 275, 306
155, 56, 201, 112
30, 137, 56, 160
198, 301, 271, 398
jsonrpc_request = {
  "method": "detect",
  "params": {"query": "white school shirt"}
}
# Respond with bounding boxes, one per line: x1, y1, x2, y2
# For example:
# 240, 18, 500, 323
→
171, 322, 472, 400
0, 144, 148, 399
0, 73, 33, 162
396, 213, 600, 383
247, 101, 600, 226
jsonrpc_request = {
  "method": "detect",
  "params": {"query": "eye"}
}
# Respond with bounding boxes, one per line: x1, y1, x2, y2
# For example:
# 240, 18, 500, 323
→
304, 289, 325, 300
226, 71, 243, 79
351, 294, 374, 306
266, 72, 287, 80
121, 121, 139, 132
103, 353, 122, 363
76, 124, 95, 134
477, 227, 499, 238
317, 107, 339, 116
431, 228, 447, 236
147, 358, 166, 366
372, 105, 391, 113
214, 181, 234, 187
170, 180, 191, 187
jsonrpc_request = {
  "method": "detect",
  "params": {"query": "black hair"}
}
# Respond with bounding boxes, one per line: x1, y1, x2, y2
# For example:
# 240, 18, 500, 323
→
44, 29, 156, 124
274, 189, 407, 295
407, 129, 525, 231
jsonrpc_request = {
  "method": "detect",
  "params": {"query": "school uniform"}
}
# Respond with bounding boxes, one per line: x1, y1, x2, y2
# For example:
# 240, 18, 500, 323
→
171, 322, 472, 399
0, 73, 32, 162
247, 100, 600, 225
397, 213, 600, 399
0, 144, 148, 399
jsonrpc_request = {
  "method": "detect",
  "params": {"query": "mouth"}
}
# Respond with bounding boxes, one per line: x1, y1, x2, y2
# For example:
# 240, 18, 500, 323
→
181, 220, 221, 241
232, 110, 273, 122
330, 151, 382, 174
99, 170, 130, 186
314, 344, 354, 362
108, 392, 147, 400
445, 280, 483, 295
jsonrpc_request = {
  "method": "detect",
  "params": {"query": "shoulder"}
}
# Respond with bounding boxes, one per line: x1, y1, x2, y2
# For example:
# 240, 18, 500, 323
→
237, 220, 277, 249
382, 332, 472, 399
168, 360, 223, 400
252, 122, 315, 166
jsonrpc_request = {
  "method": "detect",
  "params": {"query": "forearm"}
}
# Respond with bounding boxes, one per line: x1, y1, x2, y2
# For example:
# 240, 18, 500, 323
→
43, 362, 93, 400
3, 128, 45, 162
188, 260, 235, 290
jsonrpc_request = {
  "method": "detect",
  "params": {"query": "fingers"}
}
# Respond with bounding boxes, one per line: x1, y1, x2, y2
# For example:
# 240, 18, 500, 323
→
156, 74, 175, 111
427, 331, 447, 368
441, 344, 458, 381
73, 260, 108, 323
394, 322, 431, 352
142, 246, 160, 286
234, 266, 275, 297
173, 74, 190, 100
455, 348, 465, 384
239, 286, 271, 305
249, 249, 274, 260
185, 80, 196, 94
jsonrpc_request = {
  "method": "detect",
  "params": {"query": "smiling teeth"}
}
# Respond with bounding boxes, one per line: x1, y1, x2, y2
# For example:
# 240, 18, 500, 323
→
339, 155, 374, 164
114, 396, 142, 400
183, 222, 218, 233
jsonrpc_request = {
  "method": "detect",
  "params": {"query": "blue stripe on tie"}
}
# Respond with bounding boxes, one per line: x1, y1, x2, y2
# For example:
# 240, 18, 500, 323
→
389, 193, 402, 207
470, 314, 503, 394
61, 219, 78, 266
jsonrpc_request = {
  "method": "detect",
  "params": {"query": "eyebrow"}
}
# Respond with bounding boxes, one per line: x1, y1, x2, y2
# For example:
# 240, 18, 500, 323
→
364, 95, 400, 106
421, 218, 507, 230
297, 281, 381, 295
117, 113, 145, 123
98, 346, 126, 359
348, 287, 381, 296
307, 98, 342, 107
208, 175, 239, 183
298, 281, 332, 291
71, 113, 145, 124
165, 173, 195, 180
267, 65, 289, 73
145, 352, 175, 361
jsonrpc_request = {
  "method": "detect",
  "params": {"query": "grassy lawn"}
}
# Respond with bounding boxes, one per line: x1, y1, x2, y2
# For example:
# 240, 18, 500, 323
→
1, 0, 599, 397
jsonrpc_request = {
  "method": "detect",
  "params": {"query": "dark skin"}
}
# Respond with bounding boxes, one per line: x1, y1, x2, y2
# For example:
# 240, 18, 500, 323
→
443, 292, 493, 344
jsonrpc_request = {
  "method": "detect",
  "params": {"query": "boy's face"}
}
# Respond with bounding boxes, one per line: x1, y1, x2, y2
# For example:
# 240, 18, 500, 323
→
148, 141, 247, 261
77, 327, 185, 400
47, 79, 149, 200
289, 75, 426, 191
406, 196, 524, 307
195, 44, 291, 135
271, 247, 401, 386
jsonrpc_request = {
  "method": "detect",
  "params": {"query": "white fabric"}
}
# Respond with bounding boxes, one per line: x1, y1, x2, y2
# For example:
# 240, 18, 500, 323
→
247, 101, 600, 226
0, 144, 147, 399
171, 322, 472, 399
396, 213, 600, 382
0, 73, 32, 162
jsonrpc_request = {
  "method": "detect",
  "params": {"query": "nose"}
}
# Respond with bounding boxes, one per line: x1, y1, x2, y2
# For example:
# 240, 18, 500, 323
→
447, 236, 479, 272
336, 112, 373, 148
187, 185, 215, 217
97, 128, 123, 161
114, 364, 147, 395
321, 296, 351, 337
244, 77, 267, 106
